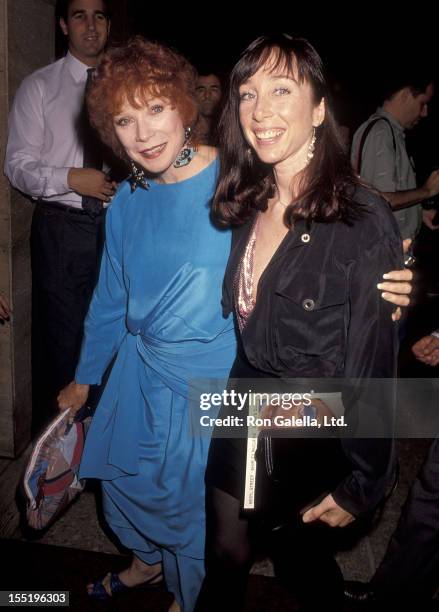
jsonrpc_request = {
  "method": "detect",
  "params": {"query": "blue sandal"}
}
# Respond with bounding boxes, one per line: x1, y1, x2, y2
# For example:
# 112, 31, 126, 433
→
88, 570, 163, 601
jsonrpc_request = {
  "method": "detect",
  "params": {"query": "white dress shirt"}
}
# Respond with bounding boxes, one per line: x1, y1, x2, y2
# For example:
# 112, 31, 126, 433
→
4, 52, 92, 208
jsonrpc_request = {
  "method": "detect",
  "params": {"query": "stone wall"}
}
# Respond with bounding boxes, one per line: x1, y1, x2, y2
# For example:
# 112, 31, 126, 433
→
0, 0, 56, 457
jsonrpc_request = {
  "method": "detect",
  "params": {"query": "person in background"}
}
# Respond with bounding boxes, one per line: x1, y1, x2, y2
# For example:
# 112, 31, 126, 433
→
4, 0, 114, 433
345, 330, 439, 608
195, 71, 223, 145
412, 330, 439, 366
351, 68, 439, 242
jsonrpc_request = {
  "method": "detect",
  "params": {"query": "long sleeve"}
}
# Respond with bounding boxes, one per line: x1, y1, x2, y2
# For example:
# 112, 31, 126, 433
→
4, 75, 71, 198
75, 194, 128, 384
332, 230, 404, 517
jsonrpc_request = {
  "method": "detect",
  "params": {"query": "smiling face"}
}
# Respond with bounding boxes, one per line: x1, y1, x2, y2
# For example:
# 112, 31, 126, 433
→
113, 96, 186, 181
60, 0, 109, 66
238, 55, 325, 175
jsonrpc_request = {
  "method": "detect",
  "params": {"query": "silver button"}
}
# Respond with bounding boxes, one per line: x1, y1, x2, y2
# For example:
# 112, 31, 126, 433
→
302, 299, 315, 311
301, 233, 311, 243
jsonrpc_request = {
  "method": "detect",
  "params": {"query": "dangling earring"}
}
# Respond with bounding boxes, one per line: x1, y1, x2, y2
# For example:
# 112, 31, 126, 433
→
246, 147, 252, 162
173, 126, 198, 168
306, 127, 316, 164
128, 160, 150, 193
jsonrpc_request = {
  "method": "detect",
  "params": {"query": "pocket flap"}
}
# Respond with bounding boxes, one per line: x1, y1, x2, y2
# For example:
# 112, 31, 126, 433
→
275, 272, 346, 310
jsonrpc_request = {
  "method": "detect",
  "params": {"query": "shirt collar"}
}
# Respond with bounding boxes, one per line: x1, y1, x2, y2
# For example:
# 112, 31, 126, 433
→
65, 51, 91, 84
376, 107, 405, 133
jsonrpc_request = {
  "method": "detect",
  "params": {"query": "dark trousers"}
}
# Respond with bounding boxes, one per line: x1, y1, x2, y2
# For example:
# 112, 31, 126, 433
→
372, 438, 439, 602
195, 486, 346, 612
30, 201, 105, 434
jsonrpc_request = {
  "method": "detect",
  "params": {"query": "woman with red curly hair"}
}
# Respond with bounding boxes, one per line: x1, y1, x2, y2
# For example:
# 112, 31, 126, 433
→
58, 37, 237, 611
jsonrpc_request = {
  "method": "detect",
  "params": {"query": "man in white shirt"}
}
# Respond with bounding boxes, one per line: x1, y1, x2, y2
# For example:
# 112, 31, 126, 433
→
4, 0, 113, 432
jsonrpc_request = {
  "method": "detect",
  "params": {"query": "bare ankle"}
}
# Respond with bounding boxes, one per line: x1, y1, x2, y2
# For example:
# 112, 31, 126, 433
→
168, 599, 181, 612
131, 556, 161, 574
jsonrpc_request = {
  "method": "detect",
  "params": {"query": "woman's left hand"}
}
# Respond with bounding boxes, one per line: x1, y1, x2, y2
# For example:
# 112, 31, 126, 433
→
301, 493, 354, 527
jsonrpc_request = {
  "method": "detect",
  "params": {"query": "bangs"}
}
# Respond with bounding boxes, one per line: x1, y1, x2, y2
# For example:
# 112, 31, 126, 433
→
255, 46, 302, 83
111, 81, 174, 115
230, 35, 325, 104
234, 43, 306, 87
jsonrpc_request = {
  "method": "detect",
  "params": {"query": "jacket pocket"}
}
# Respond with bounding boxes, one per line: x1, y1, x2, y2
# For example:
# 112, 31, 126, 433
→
274, 272, 347, 373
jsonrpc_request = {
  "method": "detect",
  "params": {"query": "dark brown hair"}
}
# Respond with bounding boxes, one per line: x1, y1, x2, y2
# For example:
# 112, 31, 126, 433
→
87, 36, 199, 160
212, 34, 362, 227
56, 0, 111, 21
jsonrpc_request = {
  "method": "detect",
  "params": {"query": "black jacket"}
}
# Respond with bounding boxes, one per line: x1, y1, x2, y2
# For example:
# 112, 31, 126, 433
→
222, 186, 404, 516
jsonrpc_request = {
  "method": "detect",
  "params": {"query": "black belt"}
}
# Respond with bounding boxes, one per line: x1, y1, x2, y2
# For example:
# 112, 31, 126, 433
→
37, 199, 103, 217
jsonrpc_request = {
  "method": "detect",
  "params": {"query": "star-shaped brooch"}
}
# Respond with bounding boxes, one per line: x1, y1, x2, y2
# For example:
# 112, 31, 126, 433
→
128, 162, 150, 193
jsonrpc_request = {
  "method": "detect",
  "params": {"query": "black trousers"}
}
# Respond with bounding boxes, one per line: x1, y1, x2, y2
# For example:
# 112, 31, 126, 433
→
30, 201, 105, 434
195, 486, 347, 612
372, 438, 439, 602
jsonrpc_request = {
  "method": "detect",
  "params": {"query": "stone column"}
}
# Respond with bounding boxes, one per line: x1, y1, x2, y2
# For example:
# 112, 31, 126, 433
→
0, 0, 56, 458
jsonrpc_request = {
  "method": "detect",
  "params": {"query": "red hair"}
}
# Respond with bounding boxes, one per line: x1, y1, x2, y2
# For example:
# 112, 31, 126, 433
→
87, 36, 199, 159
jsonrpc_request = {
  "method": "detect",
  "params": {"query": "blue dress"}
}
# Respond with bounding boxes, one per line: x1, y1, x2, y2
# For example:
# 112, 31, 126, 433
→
76, 159, 236, 611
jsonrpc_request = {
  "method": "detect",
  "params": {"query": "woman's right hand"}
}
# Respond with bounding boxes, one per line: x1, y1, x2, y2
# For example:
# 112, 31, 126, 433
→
302, 493, 355, 527
57, 381, 90, 417
259, 398, 334, 429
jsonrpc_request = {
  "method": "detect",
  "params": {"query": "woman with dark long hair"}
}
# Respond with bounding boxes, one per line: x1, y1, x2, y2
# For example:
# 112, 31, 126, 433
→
196, 34, 405, 611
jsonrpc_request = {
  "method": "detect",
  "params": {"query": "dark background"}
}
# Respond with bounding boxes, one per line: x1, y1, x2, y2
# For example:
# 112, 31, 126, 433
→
56, 3, 439, 175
